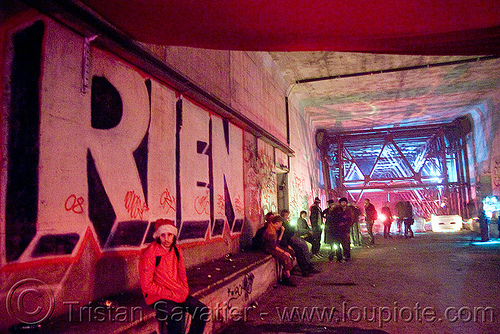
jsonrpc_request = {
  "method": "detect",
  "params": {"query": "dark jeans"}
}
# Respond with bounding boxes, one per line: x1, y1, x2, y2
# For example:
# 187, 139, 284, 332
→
396, 219, 403, 234
311, 228, 322, 254
335, 233, 351, 260
404, 218, 414, 239
153, 295, 207, 334
289, 236, 313, 272
383, 223, 392, 238
350, 222, 361, 246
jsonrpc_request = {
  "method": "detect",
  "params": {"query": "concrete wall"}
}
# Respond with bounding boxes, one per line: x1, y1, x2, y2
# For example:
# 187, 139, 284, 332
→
0, 3, 318, 330
468, 100, 500, 200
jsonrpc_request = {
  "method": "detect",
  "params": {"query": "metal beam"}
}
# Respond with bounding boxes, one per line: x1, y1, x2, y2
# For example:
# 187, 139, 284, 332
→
296, 55, 500, 84
345, 183, 445, 191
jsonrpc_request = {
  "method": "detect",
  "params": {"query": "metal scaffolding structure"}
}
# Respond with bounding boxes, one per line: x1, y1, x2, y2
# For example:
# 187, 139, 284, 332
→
316, 117, 473, 219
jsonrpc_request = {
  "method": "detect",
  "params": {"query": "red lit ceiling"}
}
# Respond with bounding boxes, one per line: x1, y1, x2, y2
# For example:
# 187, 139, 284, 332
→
79, 0, 500, 55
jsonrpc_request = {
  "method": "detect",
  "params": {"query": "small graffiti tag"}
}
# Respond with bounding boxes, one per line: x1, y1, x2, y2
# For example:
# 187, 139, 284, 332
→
160, 187, 176, 214
194, 191, 210, 215
64, 194, 84, 214
124, 190, 149, 219
227, 273, 254, 308
216, 194, 225, 215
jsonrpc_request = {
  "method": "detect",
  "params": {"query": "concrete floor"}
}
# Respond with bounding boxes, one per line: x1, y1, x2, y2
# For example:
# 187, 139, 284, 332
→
221, 231, 500, 334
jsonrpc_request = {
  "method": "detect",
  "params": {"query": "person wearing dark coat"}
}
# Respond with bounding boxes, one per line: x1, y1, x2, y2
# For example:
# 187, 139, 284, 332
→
297, 210, 315, 246
478, 201, 490, 242
364, 198, 377, 245
348, 202, 362, 246
309, 197, 323, 255
280, 209, 319, 276
381, 203, 393, 238
324, 198, 352, 262
398, 201, 414, 239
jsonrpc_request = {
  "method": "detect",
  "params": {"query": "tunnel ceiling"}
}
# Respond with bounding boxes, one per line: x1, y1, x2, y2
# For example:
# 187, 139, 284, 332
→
73, 0, 500, 135
270, 52, 500, 134
40, 1, 500, 136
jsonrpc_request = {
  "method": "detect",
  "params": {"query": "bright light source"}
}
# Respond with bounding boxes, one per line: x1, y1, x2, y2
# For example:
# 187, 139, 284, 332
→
429, 177, 442, 183
431, 215, 462, 232
483, 195, 500, 219
379, 213, 387, 221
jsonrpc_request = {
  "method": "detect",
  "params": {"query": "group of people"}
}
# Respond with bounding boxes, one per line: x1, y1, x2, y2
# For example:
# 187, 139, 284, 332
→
257, 210, 322, 287
137, 199, 415, 333
255, 197, 375, 286
373, 200, 415, 240
322, 197, 377, 262
260, 197, 417, 284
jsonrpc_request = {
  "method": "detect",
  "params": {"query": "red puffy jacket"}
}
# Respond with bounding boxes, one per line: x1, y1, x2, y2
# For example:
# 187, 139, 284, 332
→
139, 241, 189, 305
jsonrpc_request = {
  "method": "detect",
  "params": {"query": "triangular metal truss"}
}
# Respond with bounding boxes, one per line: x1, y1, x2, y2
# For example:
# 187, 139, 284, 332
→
318, 121, 472, 218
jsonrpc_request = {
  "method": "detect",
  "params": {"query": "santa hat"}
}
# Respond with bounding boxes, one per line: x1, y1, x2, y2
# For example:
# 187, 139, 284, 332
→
153, 219, 178, 239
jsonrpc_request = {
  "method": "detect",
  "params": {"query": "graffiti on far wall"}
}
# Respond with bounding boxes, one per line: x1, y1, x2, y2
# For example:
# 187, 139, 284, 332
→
2, 19, 244, 262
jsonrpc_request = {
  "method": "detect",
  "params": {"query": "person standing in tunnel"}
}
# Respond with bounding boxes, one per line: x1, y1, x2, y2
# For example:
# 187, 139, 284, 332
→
395, 201, 406, 236
139, 219, 207, 334
403, 201, 414, 239
323, 199, 338, 261
364, 198, 377, 245
348, 201, 362, 246
328, 197, 352, 262
381, 202, 393, 239
297, 210, 315, 246
478, 200, 490, 242
309, 197, 323, 257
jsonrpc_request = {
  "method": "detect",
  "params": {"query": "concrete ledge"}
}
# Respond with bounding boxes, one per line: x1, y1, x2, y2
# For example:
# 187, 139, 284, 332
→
34, 252, 275, 334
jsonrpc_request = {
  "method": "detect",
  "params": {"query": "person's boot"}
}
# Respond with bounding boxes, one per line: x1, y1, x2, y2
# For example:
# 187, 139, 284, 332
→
279, 276, 297, 287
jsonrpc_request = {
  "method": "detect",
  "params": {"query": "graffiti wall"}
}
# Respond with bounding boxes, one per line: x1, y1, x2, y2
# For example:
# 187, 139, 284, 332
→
286, 94, 321, 221
242, 135, 278, 229
0, 14, 253, 324
490, 103, 500, 197
258, 142, 278, 215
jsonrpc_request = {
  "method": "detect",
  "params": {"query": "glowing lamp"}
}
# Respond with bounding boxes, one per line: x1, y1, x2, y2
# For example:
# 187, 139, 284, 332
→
379, 213, 387, 222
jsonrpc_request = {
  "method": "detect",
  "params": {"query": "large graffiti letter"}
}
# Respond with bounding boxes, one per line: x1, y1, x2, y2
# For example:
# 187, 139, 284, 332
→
177, 99, 210, 241
86, 50, 150, 244
5, 21, 44, 261
212, 117, 244, 235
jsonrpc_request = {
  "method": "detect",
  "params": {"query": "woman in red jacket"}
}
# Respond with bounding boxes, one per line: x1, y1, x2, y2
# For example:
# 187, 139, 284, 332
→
139, 219, 207, 334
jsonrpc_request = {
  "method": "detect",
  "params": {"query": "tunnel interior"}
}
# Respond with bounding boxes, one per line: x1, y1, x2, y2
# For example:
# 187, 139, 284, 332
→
318, 116, 474, 219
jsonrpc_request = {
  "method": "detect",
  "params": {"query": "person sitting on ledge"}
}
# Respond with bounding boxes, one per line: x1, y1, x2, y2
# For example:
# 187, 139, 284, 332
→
261, 214, 297, 287
139, 218, 207, 334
